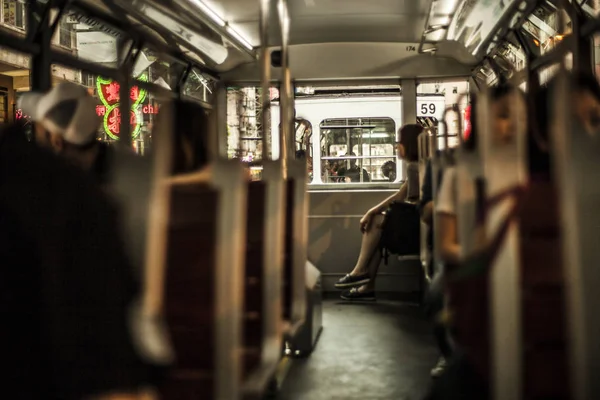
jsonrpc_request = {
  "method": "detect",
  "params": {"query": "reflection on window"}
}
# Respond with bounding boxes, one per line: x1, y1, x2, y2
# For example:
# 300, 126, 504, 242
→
2, 0, 25, 29
320, 118, 396, 183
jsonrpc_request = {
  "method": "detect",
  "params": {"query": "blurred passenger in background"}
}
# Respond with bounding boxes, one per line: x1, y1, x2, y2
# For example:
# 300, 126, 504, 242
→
18, 82, 113, 185
381, 160, 397, 182
429, 84, 524, 400
168, 100, 210, 175
419, 158, 452, 378
337, 152, 371, 182
0, 122, 155, 399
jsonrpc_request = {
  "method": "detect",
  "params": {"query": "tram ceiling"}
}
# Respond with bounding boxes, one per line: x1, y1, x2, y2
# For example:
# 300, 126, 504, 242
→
0, 0, 266, 82
221, 42, 473, 83
207, 0, 431, 46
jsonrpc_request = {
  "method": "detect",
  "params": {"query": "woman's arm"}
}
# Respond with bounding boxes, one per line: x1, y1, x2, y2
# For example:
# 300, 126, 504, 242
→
367, 182, 408, 215
438, 213, 461, 265
421, 201, 434, 225
434, 167, 460, 265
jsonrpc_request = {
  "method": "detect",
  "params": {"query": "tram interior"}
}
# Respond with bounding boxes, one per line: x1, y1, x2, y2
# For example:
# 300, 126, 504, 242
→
2, 0, 600, 399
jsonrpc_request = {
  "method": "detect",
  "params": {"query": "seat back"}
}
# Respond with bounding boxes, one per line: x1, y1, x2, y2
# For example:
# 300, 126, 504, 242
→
282, 159, 308, 337
158, 161, 248, 400
478, 88, 528, 400
551, 72, 600, 400
242, 160, 286, 398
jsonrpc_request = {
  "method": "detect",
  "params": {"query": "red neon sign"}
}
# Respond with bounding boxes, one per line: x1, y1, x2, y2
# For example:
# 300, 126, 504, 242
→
96, 75, 148, 140
95, 103, 159, 117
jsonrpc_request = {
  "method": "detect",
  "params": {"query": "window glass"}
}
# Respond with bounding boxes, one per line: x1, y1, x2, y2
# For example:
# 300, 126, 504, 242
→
47, 65, 157, 154
526, 4, 571, 56
319, 118, 396, 183
183, 67, 215, 103
2, 0, 25, 30
133, 48, 186, 91
227, 86, 277, 163
495, 41, 526, 73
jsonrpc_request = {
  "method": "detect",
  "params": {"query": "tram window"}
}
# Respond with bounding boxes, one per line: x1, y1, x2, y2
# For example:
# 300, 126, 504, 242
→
135, 48, 186, 91
183, 67, 215, 103
526, 4, 572, 57
319, 117, 395, 183
47, 64, 156, 154
2, 0, 25, 30
227, 86, 278, 162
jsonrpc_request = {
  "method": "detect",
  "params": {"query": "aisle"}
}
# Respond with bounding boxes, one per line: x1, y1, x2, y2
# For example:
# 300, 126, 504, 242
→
278, 298, 438, 400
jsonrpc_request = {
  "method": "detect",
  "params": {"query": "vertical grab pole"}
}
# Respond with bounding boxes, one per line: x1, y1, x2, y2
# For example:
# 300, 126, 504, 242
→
118, 39, 133, 149
28, 1, 52, 92
278, 0, 291, 175
260, 0, 272, 163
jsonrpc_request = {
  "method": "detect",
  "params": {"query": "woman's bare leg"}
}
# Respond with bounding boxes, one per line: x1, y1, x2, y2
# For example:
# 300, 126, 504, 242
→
360, 249, 383, 292
349, 214, 385, 276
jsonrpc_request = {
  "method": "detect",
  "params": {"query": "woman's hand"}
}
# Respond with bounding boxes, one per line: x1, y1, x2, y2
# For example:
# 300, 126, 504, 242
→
359, 210, 375, 233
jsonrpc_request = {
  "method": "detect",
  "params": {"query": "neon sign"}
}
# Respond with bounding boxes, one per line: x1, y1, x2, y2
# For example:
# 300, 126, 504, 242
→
96, 103, 159, 116
96, 74, 148, 140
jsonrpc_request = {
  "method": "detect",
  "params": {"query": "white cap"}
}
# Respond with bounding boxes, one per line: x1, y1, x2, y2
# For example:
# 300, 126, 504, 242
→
18, 82, 100, 146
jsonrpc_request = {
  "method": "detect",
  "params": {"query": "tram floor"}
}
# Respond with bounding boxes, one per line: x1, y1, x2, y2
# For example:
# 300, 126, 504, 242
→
277, 297, 438, 400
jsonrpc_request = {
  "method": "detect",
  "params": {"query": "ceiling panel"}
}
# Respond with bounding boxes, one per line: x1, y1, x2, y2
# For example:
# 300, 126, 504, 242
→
204, 0, 431, 46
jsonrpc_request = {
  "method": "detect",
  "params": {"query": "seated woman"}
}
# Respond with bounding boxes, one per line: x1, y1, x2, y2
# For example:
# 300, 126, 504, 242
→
334, 124, 422, 301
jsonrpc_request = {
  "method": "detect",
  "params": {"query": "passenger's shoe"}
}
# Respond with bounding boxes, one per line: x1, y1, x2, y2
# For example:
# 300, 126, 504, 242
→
430, 357, 448, 378
334, 273, 370, 289
340, 287, 376, 301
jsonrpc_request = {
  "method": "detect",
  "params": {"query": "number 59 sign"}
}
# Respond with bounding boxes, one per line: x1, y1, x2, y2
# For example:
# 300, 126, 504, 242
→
416, 97, 445, 119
